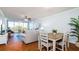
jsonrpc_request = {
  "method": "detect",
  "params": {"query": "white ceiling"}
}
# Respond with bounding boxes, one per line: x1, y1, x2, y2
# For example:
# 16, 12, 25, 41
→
0, 7, 75, 20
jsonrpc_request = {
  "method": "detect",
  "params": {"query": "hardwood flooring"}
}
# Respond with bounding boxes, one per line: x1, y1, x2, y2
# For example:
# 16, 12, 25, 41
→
67, 43, 79, 51
0, 36, 79, 51
0, 38, 39, 51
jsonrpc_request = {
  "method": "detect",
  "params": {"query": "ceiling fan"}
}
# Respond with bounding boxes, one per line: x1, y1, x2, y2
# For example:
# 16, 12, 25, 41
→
24, 16, 31, 22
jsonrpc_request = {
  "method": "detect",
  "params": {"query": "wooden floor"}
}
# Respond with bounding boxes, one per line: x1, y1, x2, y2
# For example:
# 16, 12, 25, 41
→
0, 38, 39, 51
67, 43, 79, 51
0, 36, 79, 51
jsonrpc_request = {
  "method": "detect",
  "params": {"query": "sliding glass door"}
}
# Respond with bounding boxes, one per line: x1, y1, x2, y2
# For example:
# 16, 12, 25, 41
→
7, 20, 40, 33
8, 21, 28, 32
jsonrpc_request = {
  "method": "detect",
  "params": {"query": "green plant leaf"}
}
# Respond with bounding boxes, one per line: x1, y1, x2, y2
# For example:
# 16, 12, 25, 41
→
69, 16, 79, 41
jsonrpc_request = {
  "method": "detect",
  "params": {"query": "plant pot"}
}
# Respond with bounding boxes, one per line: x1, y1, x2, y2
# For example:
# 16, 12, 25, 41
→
53, 33, 56, 35
75, 42, 79, 47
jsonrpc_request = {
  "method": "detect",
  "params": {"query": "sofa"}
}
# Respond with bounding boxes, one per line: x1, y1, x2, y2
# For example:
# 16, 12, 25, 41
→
0, 33, 8, 44
22, 30, 39, 44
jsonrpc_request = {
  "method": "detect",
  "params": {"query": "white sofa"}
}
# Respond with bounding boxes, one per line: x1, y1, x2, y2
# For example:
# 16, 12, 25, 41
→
22, 30, 39, 44
0, 33, 8, 44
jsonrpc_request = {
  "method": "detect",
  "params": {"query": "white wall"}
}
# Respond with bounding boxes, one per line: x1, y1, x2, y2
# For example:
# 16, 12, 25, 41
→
37, 8, 79, 44
0, 9, 7, 33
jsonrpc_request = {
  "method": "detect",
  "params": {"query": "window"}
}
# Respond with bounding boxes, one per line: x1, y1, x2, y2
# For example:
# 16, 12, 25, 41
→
8, 21, 28, 32
29, 22, 34, 30
8, 20, 40, 31
8, 21, 14, 28
0, 20, 2, 25
23, 22, 28, 28
14, 22, 19, 27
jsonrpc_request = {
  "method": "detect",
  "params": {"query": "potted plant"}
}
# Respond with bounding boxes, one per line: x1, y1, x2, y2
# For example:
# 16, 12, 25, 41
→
69, 16, 79, 47
52, 29, 57, 35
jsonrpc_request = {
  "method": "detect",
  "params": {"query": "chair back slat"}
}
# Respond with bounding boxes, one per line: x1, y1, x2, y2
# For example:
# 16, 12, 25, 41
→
40, 32, 48, 44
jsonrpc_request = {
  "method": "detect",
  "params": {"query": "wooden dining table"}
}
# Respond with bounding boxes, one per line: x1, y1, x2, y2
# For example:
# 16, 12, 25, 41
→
48, 33, 63, 51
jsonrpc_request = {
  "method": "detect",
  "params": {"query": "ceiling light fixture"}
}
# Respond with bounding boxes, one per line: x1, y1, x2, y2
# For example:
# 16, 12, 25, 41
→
24, 16, 31, 22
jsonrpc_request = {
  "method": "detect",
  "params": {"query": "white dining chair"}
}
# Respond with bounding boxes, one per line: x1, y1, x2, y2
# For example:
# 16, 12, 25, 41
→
56, 33, 64, 51
39, 32, 52, 51
56, 33, 69, 51
64, 33, 70, 50
0, 33, 8, 45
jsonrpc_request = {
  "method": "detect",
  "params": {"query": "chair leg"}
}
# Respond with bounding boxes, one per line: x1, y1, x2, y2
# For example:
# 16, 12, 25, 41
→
40, 44, 42, 51
38, 42, 40, 50
68, 42, 69, 48
65, 42, 67, 51
47, 47, 48, 51
62, 43, 64, 51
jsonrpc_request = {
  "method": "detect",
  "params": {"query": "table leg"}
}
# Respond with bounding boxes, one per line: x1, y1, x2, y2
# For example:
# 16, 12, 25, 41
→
53, 40, 56, 51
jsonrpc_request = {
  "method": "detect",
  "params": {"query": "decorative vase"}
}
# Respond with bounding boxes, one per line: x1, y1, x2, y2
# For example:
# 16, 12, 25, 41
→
53, 33, 56, 35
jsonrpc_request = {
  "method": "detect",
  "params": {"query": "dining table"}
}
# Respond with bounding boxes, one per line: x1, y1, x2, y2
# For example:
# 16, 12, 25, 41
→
48, 33, 63, 51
